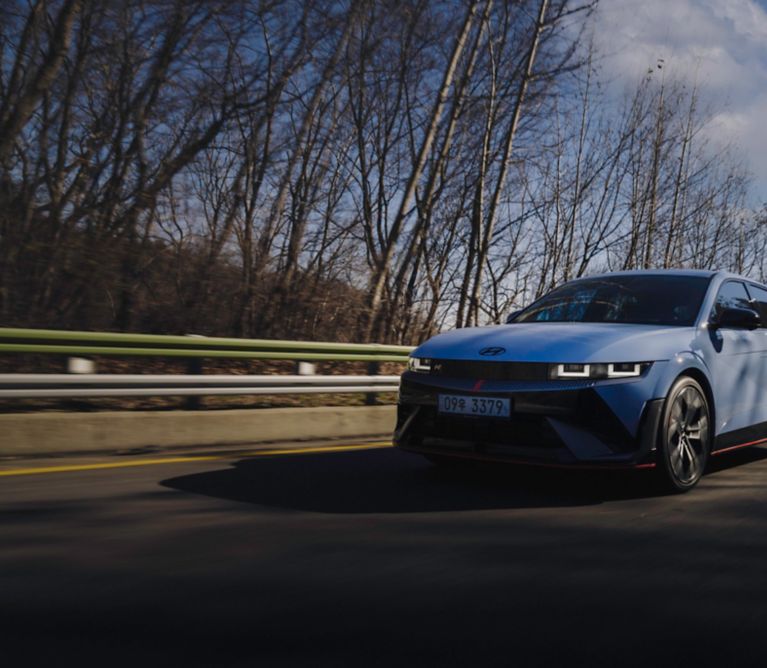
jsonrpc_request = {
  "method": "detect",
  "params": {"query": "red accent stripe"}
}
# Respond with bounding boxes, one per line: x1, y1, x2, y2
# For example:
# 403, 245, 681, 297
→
472, 380, 485, 392
712, 437, 767, 456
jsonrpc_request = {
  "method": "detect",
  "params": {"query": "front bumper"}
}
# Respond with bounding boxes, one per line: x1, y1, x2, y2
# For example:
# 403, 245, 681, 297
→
395, 371, 663, 468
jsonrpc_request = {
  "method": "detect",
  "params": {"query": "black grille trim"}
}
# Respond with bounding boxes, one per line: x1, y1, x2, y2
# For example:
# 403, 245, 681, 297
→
429, 359, 549, 381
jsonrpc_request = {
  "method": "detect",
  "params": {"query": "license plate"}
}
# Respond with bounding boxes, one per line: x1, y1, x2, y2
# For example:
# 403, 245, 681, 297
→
438, 394, 511, 418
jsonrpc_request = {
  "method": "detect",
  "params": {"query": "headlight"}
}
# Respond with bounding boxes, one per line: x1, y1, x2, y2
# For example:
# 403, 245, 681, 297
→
407, 357, 432, 373
548, 362, 651, 380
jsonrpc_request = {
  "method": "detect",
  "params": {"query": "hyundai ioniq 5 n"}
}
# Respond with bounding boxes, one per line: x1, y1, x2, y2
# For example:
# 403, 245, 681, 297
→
395, 270, 767, 491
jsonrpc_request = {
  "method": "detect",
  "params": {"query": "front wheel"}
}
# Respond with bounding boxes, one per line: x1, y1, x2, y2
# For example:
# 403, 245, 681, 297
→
657, 376, 711, 492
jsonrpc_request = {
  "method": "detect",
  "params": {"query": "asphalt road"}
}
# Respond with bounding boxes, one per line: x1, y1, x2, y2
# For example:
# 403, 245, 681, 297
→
2, 442, 767, 667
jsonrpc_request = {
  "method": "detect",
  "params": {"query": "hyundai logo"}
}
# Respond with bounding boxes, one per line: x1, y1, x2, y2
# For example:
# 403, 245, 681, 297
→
479, 346, 506, 356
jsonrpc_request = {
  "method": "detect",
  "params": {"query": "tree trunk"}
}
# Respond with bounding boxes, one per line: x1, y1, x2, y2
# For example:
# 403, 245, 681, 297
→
467, 0, 548, 326
363, 0, 479, 340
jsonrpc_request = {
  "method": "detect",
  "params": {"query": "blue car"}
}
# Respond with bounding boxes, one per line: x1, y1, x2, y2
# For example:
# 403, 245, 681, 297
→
395, 270, 767, 491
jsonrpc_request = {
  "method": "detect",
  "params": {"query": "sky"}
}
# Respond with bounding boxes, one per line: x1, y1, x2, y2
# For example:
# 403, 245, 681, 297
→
591, 0, 767, 206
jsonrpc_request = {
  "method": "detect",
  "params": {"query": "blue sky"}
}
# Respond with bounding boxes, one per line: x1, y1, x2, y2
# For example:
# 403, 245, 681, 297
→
592, 0, 767, 206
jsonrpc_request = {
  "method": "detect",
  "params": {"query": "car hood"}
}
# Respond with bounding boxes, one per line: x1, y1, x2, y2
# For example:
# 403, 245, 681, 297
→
413, 322, 697, 363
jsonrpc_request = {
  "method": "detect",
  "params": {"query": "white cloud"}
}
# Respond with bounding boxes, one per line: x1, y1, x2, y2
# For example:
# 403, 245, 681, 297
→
706, 0, 767, 41
590, 0, 767, 203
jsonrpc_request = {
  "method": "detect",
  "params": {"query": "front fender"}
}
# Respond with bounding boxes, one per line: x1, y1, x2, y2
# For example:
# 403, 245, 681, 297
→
593, 352, 711, 439
650, 351, 712, 400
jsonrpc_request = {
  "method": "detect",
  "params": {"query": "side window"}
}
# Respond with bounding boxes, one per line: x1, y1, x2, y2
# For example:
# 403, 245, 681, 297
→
710, 281, 751, 321
746, 284, 767, 324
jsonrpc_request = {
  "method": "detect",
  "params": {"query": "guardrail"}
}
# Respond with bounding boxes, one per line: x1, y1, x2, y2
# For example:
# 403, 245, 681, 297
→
0, 328, 413, 399
0, 374, 401, 398
0, 328, 413, 361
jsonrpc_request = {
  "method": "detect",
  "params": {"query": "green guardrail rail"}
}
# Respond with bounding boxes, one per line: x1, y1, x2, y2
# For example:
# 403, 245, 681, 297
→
0, 328, 415, 362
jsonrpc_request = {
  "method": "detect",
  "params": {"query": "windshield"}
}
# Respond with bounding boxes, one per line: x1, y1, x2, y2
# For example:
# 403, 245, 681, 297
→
512, 275, 711, 326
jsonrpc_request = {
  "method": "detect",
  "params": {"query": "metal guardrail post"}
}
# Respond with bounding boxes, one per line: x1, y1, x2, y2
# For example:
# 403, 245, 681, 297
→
67, 357, 95, 374
185, 357, 203, 409
365, 360, 380, 405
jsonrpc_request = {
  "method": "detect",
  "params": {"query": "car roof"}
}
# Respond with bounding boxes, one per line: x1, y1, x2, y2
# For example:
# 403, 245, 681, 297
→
565, 269, 767, 292
576, 269, 718, 280
575, 268, 766, 281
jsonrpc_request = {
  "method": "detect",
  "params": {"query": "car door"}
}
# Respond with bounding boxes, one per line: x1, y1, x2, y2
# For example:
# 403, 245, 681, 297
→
743, 282, 767, 428
707, 280, 763, 442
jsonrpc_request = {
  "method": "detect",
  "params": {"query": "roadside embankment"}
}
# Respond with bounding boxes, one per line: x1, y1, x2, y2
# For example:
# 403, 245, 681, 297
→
0, 405, 396, 457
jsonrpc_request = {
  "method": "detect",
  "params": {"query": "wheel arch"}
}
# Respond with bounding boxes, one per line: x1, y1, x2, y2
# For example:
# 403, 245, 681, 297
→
672, 367, 716, 440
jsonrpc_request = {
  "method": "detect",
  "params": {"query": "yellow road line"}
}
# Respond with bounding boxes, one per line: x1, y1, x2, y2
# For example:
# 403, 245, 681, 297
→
0, 442, 393, 477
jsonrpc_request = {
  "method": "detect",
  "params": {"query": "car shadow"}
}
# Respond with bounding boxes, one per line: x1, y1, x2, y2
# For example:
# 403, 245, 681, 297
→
159, 447, 704, 514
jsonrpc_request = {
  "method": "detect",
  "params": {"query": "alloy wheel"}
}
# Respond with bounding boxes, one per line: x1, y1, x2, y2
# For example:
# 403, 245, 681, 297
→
661, 378, 710, 491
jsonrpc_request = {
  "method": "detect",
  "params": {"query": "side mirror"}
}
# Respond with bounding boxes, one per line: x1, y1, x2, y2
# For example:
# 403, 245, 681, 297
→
506, 310, 522, 324
713, 307, 761, 331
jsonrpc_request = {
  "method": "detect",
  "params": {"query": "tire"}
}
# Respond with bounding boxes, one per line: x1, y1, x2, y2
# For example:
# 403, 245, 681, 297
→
657, 376, 711, 492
